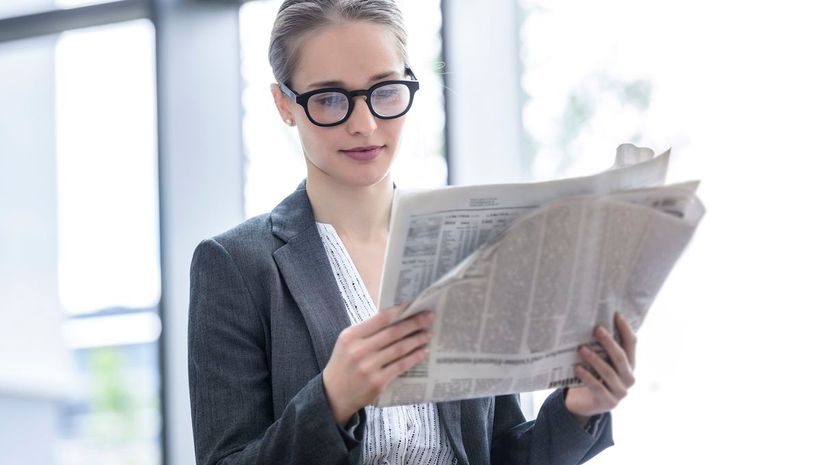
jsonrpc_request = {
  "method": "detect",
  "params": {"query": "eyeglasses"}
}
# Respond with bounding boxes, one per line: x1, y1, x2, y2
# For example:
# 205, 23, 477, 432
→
279, 68, 420, 127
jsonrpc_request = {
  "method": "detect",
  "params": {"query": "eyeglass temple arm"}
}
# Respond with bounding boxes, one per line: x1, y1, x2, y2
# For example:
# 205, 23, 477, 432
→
278, 82, 298, 100
405, 66, 418, 80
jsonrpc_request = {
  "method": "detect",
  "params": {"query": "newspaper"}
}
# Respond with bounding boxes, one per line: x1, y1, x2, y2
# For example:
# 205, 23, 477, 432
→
375, 144, 704, 407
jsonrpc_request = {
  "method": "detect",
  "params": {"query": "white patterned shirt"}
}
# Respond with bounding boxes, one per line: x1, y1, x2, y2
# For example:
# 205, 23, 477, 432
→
317, 222, 458, 465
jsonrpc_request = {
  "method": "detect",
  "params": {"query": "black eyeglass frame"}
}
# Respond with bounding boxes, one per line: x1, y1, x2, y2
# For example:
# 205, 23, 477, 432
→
279, 68, 420, 127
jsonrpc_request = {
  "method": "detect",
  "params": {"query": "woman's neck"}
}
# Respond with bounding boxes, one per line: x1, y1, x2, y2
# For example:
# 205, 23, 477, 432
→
305, 169, 394, 243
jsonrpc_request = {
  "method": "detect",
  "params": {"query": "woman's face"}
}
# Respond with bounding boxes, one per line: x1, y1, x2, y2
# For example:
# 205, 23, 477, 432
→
273, 21, 408, 189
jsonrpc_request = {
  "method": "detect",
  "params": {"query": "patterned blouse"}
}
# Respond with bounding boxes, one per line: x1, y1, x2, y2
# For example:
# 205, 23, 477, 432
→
317, 222, 458, 465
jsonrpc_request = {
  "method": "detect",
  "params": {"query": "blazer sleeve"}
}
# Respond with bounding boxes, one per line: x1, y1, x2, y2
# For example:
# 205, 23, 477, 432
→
489, 390, 613, 465
188, 238, 364, 465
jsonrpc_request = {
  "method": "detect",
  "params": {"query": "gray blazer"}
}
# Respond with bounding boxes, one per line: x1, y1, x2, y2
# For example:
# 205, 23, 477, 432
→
188, 182, 613, 465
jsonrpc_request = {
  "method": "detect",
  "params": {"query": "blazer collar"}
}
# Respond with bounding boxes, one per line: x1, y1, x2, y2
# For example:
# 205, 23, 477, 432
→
269, 180, 351, 370
270, 179, 398, 242
269, 179, 314, 243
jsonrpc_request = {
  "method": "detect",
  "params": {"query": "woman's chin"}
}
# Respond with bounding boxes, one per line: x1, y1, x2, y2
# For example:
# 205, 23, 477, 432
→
312, 168, 392, 190
346, 170, 393, 189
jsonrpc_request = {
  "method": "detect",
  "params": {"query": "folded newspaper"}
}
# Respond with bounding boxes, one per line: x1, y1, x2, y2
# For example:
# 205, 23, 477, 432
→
374, 144, 705, 407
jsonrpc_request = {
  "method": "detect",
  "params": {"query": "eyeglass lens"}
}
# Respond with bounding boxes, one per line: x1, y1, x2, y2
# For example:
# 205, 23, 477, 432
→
306, 83, 412, 124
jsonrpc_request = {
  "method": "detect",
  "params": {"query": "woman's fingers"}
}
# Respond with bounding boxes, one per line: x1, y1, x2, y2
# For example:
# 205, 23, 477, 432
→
337, 307, 434, 379
324, 305, 434, 420
344, 303, 407, 339
614, 312, 637, 369
379, 343, 430, 383
593, 324, 635, 387
573, 365, 618, 410
371, 326, 433, 368
578, 345, 627, 397
566, 313, 639, 418
364, 309, 434, 352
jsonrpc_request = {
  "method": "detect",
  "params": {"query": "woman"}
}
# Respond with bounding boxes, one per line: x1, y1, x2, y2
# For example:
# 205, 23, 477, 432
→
188, 1, 637, 464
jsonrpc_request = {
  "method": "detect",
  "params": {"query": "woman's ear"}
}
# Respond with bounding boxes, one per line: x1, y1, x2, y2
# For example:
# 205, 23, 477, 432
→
271, 82, 295, 126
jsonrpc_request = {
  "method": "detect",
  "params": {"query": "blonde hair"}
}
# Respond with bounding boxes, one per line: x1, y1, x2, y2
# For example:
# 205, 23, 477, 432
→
268, 0, 409, 86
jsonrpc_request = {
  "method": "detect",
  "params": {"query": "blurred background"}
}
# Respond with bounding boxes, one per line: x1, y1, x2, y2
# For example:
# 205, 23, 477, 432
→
1, 0, 826, 464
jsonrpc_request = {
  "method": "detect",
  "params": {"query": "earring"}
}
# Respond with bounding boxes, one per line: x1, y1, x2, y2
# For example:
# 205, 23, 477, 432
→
286, 118, 294, 126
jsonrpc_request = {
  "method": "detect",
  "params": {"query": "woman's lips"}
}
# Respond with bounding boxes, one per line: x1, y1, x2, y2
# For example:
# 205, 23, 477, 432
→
340, 145, 384, 161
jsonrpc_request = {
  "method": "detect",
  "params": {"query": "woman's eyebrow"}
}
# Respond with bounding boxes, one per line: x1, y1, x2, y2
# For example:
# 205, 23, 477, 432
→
307, 70, 401, 89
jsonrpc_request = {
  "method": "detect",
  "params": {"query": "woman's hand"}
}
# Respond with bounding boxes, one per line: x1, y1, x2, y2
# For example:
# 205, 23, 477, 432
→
565, 312, 637, 424
322, 304, 434, 426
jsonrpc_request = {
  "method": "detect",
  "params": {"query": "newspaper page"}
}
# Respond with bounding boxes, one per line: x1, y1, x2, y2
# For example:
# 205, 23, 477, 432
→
375, 145, 704, 406
379, 145, 669, 311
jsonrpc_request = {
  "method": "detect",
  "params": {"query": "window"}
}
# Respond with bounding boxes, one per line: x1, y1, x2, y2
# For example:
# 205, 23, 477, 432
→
0, 18, 162, 465
56, 20, 161, 465
518, 1, 827, 463
519, 0, 673, 181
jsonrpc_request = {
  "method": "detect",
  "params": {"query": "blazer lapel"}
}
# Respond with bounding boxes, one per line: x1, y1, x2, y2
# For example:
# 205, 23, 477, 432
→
270, 182, 352, 370
437, 402, 468, 465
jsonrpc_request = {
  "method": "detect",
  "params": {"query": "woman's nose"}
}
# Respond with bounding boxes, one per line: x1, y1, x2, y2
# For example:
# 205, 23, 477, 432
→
345, 97, 377, 135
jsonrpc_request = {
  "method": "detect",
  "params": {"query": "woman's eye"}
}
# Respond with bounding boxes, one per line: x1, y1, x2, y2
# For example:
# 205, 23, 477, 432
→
313, 94, 346, 106
375, 89, 399, 99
